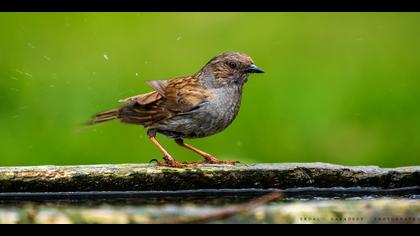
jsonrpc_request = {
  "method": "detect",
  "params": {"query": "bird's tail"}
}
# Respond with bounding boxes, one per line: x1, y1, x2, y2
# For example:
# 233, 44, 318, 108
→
87, 108, 120, 125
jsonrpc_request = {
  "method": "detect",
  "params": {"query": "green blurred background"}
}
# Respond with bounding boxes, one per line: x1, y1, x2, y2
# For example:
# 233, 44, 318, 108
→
1, 12, 419, 167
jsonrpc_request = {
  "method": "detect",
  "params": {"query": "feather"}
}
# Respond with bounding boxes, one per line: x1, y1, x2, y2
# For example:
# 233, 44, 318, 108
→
145, 80, 168, 96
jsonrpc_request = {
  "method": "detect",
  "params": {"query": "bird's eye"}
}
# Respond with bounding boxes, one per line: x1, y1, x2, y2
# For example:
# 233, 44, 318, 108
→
227, 61, 238, 69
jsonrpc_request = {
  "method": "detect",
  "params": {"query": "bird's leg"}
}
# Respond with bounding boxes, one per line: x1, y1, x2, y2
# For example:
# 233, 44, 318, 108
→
175, 139, 240, 165
147, 130, 197, 168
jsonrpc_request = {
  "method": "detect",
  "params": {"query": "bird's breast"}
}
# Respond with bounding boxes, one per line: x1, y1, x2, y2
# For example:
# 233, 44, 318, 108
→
208, 87, 242, 118
154, 86, 244, 139
198, 86, 243, 134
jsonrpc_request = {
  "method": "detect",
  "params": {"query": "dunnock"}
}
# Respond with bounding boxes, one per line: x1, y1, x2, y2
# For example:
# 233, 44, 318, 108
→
89, 52, 264, 168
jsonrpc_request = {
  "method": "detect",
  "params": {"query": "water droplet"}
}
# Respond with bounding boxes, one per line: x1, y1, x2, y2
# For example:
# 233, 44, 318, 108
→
103, 53, 109, 61
43, 56, 51, 61
49, 84, 55, 88
16, 69, 32, 78
10, 77, 18, 81
135, 73, 139, 77
27, 42, 36, 49
176, 36, 182, 41
15, 69, 24, 75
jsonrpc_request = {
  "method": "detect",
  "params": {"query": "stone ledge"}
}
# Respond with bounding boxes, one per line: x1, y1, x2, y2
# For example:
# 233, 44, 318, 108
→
0, 163, 418, 192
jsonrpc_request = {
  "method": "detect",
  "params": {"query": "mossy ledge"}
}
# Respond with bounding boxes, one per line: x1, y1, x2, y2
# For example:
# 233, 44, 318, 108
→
0, 163, 419, 192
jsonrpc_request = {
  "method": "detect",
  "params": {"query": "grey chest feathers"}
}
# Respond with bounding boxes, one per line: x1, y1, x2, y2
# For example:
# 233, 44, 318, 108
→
155, 85, 244, 139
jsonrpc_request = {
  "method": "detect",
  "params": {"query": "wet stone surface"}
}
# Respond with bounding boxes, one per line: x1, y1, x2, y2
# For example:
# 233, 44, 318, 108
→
0, 163, 418, 223
0, 163, 419, 192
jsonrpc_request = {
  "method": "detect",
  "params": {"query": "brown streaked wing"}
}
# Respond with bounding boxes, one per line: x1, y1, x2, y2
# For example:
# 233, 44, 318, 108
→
118, 91, 162, 105
145, 80, 168, 96
163, 76, 209, 113
119, 79, 169, 106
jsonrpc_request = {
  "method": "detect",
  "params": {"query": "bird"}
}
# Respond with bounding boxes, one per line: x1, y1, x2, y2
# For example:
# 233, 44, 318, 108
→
88, 52, 264, 168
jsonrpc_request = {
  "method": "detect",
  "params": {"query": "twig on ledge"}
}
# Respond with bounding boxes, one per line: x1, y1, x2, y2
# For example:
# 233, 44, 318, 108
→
154, 192, 283, 224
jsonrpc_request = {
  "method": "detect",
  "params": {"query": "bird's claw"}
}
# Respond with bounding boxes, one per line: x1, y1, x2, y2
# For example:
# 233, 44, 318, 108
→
150, 156, 247, 168
197, 158, 242, 165
151, 156, 198, 168
149, 158, 160, 164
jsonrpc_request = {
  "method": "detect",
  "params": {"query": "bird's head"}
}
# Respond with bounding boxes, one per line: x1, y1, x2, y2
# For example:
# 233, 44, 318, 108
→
197, 52, 264, 88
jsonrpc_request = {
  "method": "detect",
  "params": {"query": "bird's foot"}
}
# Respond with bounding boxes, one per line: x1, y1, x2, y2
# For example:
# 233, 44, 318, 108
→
150, 156, 198, 168
197, 156, 241, 165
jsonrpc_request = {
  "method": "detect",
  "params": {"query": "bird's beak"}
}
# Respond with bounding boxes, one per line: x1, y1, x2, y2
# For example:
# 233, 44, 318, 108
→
245, 64, 265, 73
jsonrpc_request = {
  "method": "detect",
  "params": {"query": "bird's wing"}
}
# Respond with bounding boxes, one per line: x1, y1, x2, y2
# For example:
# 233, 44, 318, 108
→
118, 80, 169, 105
117, 77, 208, 126
118, 77, 208, 113
145, 80, 168, 96
118, 91, 162, 105
162, 76, 209, 113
